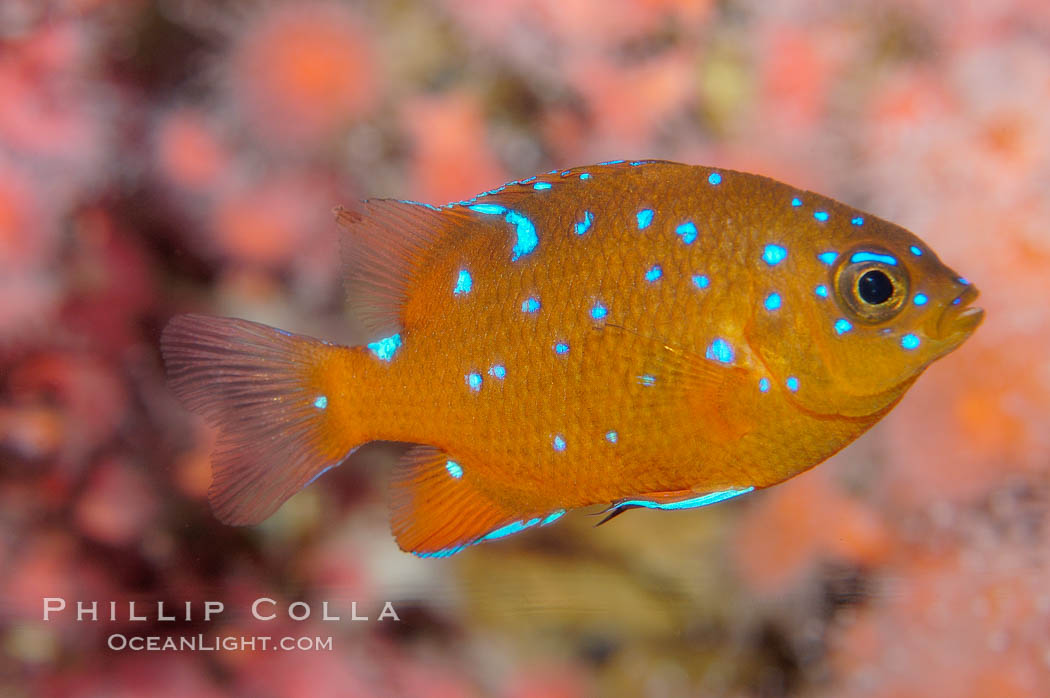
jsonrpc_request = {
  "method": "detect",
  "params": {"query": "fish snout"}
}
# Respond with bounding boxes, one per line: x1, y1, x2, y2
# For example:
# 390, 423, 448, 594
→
935, 285, 984, 340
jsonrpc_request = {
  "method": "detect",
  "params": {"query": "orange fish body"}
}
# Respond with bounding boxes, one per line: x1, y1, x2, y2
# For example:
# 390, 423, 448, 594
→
162, 161, 983, 557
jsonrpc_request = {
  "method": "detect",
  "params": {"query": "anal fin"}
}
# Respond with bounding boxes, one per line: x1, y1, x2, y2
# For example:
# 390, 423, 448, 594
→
390, 446, 565, 557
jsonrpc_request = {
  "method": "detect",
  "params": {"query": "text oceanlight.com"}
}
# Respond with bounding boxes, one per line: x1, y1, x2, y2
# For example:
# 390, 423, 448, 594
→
107, 634, 334, 652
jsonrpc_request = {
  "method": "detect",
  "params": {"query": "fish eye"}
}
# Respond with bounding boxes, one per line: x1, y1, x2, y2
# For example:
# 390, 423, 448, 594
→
834, 250, 909, 324
857, 270, 894, 305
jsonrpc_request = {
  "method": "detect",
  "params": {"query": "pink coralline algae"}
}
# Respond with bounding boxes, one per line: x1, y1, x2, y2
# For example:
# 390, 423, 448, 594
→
2, 1, 1047, 696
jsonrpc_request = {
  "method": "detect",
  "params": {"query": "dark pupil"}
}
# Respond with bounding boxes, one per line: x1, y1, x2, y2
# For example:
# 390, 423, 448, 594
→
858, 270, 894, 304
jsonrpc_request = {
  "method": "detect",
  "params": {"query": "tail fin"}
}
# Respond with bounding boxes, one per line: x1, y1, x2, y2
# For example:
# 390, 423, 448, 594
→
161, 314, 358, 525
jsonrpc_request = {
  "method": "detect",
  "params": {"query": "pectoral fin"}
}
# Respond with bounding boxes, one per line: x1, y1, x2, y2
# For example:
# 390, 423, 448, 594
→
600, 324, 754, 442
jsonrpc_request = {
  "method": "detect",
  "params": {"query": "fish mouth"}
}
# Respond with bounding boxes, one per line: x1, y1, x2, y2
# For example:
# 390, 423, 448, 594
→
935, 285, 984, 339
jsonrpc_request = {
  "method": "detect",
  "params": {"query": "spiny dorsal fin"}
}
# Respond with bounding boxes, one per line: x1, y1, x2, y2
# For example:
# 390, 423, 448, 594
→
333, 165, 659, 334
334, 163, 672, 335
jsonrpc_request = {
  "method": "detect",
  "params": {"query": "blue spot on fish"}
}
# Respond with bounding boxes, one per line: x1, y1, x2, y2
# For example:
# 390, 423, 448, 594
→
645, 265, 662, 282
815, 284, 829, 298
488, 364, 506, 379
554, 342, 569, 355
313, 395, 327, 409
413, 548, 462, 559
553, 435, 566, 451
522, 297, 540, 313
639, 374, 656, 387
399, 199, 441, 211
367, 333, 402, 362
814, 211, 830, 222
637, 209, 654, 229
481, 509, 565, 542
764, 292, 782, 311
446, 460, 463, 479
415, 508, 567, 557
469, 203, 505, 215
454, 269, 473, 295
692, 275, 710, 289
675, 221, 698, 244
590, 302, 607, 320
533, 182, 552, 190
851, 251, 898, 266
471, 203, 539, 261
605, 430, 618, 443
762, 244, 788, 265
708, 172, 722, 185
791, 197, 802, 207
481, 519, 535, 541
834, 318, 853, 335
851, 216, 864, 226
466, 372, 482, 391
901, 333, 920, 350
910, 245, 923, 256
575, 210, 594, 235
958, 277, 970, 285
786, 376, 800, 392
914, 293, 928, 306
706, 338, 734, 364
507, 210, 538, 261
818, 252, 838, 265
759, 378, 770, 393
541, 510, 565, 525
579, 173, 591, 180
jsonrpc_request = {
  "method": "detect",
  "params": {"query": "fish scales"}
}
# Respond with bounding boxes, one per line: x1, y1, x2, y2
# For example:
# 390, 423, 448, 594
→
370, 164, 754, 504
161, 160, 984, 557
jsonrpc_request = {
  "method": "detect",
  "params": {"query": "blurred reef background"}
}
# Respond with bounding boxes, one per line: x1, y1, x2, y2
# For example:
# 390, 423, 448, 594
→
1, 1, 1049, 696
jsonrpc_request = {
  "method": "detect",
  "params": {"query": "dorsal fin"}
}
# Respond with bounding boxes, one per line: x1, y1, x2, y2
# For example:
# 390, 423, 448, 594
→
443, 162, 651, 208
335, 201, 470, 335
333, 163, 665, 335
389, 445, 565, 557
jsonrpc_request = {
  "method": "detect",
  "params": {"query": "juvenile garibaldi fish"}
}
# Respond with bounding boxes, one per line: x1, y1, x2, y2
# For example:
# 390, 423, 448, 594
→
162, 160, 983, 557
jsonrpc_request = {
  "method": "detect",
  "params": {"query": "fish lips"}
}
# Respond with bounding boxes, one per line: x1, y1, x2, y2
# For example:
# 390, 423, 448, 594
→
934, 285, 984, 340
